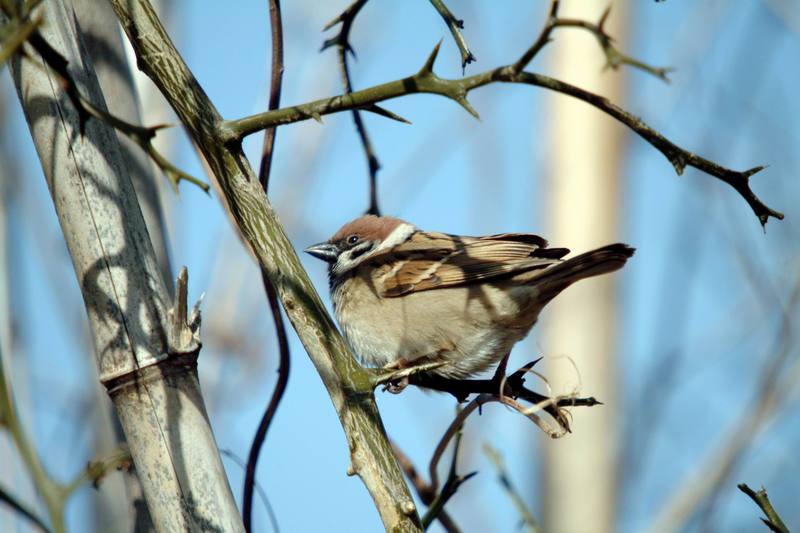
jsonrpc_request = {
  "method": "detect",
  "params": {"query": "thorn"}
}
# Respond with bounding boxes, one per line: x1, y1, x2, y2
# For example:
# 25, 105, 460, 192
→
743, 165, 767, 179
598, 5, 612, 32
455, 96, 480, 120
311, 111, 323, 123
322, 14, 344, 32
671, 156, 687, 176
461, 51, 476, 72
419, 39, 443, 76
166, 171, 180, 194
320, 37, 336, 52
462, 471, 478, 483
364, 104, 412, 124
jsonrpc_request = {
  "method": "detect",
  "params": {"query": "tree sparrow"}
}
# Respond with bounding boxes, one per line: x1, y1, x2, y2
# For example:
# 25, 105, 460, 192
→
305, 215, 634, 380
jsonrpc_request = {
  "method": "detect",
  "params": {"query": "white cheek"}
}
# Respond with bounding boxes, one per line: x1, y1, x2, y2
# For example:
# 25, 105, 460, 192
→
373, 223, 415, 254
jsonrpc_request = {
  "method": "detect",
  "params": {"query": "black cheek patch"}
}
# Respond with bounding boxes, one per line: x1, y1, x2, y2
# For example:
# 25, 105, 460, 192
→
349, 244, 373, 261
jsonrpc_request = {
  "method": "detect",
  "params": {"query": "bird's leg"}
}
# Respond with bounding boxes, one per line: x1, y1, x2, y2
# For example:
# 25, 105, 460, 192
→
371, 358, 448, 394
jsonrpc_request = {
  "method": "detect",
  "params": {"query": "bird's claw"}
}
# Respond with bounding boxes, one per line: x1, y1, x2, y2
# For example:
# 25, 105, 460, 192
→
383, 376, 409, 394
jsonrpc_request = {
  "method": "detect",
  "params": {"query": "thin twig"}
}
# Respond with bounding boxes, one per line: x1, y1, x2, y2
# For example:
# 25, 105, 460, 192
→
482, 444, 541, 533
244, 273, 290, 533
429, 398, 483, 492
392, 442, 462, 533
62, 447, 133, 497
222, 449, 280, 533
322, 0, 382, 215
513, 4, 672, 82
0, 336, 65, 531
0, 482, 51, 533
427, 0, 475, 70
244, 2, 290, 532
738, 484, 790, 533
421, 357, 601, 490
257, 0, 283, 190
411, 357, 601, 440
421, 425, 476, 529
512, 0, 561, 73
0, 11, 40, 65
7, 16, 208, 192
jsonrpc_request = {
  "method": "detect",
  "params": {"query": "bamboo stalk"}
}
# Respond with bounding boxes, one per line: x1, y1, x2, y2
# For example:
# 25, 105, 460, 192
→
4, 1, 242, 530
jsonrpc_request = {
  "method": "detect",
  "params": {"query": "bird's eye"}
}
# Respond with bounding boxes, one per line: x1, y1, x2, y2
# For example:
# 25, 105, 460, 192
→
347, 234, 359, 245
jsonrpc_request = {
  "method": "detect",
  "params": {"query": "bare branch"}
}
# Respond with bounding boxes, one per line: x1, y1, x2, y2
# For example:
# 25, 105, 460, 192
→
223, 51, 781, 225
427, 0, 475, 70
222, 450, 280, 533
9, 19, 208, 192
62, 447, 133, 496
483, 444, 541, 533
513, 4, 672, 81
257, 0, 284, 191
0, 11, 40, 65
737, 484, 789, 533
322, 0, 383, 215
244, 273, 290, 533
0, 482, 51, 533
411, 358, 601, 438
421, 426, 476, 529
392, 443, 461, 533
110, 1, 423, 529
244, 3, 291, 531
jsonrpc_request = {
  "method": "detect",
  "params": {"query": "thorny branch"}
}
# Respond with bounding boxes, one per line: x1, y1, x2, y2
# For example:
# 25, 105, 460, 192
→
737, 484, 789, 533
420, 427, 476, 530
392, 357, 588, 530
411, 357, 601, 440
244, 2, 291, 532
513, 2, 672, 81
0, 4, 206, 192
323, 0, 382, 215
223, 13, 781, 226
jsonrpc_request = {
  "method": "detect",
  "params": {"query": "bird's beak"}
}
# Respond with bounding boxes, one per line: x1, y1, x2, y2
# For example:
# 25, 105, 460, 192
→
304, 242, 339, 263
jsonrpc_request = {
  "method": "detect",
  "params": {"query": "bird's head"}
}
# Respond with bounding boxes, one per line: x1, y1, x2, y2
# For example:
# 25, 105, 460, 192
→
305, 215, 415, 276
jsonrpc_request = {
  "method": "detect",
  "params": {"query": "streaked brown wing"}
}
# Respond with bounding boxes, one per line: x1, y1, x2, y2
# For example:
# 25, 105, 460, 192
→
379, 231, 569, 297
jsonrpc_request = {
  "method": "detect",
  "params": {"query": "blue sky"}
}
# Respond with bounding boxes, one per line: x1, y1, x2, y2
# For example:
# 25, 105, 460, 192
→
2, 1, 799, 532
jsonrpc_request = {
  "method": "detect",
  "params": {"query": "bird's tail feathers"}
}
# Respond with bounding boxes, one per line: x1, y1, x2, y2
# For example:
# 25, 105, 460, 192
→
534, 243, 635, 301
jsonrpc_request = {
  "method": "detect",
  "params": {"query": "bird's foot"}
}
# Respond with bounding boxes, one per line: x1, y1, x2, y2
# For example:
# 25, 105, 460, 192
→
370, 359, 448, 392
383, 376, 409, 394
